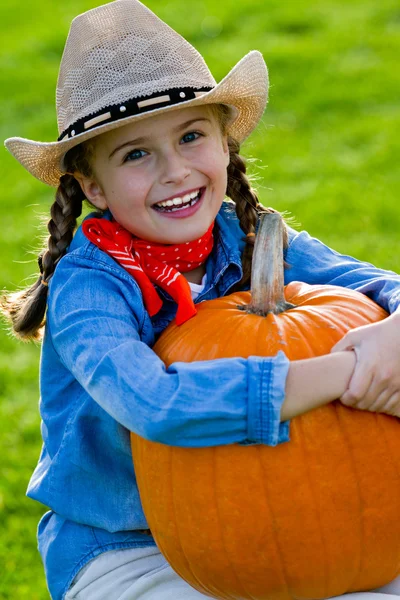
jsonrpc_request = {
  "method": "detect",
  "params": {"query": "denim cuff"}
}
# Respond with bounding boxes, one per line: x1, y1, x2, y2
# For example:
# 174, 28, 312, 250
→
243, 351, 290, 446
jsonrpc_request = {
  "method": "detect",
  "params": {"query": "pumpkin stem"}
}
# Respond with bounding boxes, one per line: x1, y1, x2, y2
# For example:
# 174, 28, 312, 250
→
246, 213, 295, 316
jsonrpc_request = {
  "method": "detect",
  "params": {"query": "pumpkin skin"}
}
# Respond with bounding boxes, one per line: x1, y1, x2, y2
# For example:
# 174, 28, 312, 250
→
131, 282, 400, 600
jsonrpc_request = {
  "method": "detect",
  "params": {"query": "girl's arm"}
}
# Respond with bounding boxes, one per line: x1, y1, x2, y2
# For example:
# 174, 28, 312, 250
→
282, 350, 356, 420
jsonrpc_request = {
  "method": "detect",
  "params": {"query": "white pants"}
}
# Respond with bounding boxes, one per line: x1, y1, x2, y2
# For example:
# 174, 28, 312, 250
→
65, 546, 400, 600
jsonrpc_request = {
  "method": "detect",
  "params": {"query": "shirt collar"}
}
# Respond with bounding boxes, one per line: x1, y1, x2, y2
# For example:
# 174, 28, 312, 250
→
206, 200, 244, 295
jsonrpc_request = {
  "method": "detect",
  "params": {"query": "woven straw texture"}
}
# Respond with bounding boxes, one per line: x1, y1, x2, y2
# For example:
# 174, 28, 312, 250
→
57, 0, 216, 133
5, 0, 269, 187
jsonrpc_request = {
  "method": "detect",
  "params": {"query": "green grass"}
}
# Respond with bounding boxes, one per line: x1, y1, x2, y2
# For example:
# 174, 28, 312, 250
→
1, 0, 399, 597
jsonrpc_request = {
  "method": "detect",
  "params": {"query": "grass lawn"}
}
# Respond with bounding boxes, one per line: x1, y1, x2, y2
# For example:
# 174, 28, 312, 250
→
0, 0, 399, 597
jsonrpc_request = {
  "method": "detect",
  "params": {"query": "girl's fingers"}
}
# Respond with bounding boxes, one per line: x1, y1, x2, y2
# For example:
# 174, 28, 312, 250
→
341, 375, 400, 416
340, 366, 374, 406
379, 391, 400, 418
330, 331, 358, 354
331, 319, 400, 412
366, 387, 396, 413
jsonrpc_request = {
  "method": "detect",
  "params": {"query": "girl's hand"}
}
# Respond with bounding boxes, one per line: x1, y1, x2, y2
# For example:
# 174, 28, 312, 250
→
330, 312, 400, 418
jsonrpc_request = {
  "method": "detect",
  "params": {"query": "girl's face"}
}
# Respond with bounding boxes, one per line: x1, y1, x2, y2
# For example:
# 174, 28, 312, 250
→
76, 105, 230, 244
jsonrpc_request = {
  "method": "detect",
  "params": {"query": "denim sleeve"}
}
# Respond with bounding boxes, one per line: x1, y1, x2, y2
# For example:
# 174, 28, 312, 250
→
48, 256, 290, 448
285, 228, 400, 314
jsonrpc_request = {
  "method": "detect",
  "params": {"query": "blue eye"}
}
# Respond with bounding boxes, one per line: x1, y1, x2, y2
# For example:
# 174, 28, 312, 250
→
125, 149, 147, 162
181, 131, 201, 144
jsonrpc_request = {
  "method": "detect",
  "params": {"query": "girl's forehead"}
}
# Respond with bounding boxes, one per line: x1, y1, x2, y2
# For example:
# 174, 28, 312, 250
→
98, 105, 214, 147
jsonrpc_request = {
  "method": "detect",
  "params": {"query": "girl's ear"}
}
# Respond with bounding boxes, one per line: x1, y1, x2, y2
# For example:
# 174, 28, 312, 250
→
73, 173, 108, 210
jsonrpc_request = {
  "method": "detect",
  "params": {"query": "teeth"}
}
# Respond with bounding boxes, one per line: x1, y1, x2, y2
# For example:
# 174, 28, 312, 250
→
156, 189, 200, 209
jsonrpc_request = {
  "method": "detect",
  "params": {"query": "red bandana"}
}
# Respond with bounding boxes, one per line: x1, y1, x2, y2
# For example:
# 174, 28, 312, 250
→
82, 218, 214, 325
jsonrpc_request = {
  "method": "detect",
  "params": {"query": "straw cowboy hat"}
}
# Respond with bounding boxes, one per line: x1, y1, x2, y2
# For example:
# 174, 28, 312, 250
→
5, 0, 269, 187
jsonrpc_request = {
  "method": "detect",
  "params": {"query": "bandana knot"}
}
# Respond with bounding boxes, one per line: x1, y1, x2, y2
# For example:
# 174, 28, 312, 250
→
82, 218, 214, 325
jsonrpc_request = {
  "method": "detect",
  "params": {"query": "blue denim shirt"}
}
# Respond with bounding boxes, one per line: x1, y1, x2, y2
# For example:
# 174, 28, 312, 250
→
29, 201, 400, 599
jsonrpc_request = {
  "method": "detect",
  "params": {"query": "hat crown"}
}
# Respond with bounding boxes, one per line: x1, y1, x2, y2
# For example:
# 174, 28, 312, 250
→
56, 0, 216, 135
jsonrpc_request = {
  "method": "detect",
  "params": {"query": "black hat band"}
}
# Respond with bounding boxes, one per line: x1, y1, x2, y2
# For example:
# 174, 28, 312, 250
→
58, 86, 214, 142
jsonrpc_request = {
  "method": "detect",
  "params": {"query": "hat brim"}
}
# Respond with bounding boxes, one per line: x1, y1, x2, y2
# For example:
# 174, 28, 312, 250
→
4, 51, 268, 187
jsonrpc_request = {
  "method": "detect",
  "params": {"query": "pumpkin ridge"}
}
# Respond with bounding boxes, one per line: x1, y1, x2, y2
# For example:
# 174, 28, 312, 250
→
278, 310, 328, 359
154, 445, 195, 583
255, 444, 293, 600
147, 443, 200, 588
133, 440, 175, 573
303, 304, 373, 333
334, 405, 364, 593
283, 286, 386, 330
284, 283, 381, 312
282, 303, 342, 331
170, 447, 212, 595
325, 403, 362, 591
187, 322, 212, 362
295, 417, 329, 598
374, 415, 400, 582
339, 408, 400, 590
213, 447, 252, 600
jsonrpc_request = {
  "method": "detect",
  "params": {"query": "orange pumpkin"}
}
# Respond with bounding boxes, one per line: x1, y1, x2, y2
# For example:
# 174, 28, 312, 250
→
131, 215, 400, 600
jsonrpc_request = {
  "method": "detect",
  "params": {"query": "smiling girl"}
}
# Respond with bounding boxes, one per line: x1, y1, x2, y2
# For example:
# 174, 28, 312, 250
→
3, 1, 400, 599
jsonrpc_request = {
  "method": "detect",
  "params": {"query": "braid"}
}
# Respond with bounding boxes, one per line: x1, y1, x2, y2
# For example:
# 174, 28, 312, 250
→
226, 136, 288, 290
1, 143, 91, 341
41, 175, 83, 283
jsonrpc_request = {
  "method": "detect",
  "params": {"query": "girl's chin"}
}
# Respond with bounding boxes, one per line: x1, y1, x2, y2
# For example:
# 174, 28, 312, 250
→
153, 221, 213, 244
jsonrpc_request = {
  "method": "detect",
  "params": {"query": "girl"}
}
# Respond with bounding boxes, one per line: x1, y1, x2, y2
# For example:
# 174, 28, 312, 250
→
3, 1, 400, 599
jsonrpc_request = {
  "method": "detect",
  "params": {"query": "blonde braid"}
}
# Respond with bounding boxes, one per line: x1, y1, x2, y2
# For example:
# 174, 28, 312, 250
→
1, 176, 84, 340
40, 175, 83, 283
1, 142, 94, 341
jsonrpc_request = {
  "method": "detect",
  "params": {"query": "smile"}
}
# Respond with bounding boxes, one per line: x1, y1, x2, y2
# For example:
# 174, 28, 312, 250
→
153, 188, 204, 212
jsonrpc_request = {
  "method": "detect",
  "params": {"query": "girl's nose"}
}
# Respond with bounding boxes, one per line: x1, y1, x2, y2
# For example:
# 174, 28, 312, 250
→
159, 150, 191, 185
